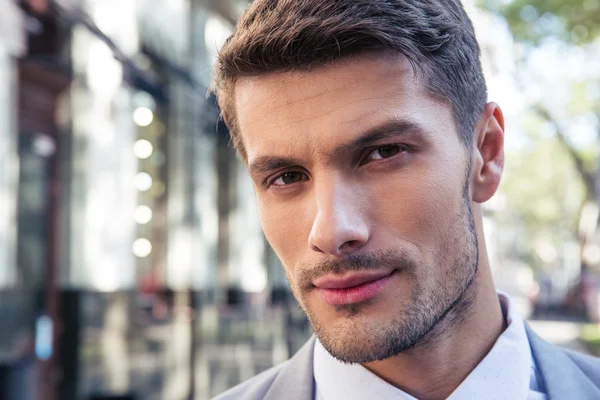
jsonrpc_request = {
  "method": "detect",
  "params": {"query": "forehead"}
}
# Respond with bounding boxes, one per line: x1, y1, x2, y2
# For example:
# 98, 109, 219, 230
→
234, 53, 454, 164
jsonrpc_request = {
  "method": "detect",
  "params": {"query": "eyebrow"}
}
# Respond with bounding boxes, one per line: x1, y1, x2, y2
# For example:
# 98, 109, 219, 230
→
331, 119, 427, 159
248, 119, 427, 177
248, 155, 305, 177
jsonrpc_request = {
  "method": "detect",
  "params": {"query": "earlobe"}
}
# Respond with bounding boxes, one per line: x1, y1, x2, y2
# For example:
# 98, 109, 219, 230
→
472, 103, 505, 204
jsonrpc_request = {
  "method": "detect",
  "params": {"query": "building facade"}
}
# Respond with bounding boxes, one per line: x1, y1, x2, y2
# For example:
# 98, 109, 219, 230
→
1, 1, 304, 399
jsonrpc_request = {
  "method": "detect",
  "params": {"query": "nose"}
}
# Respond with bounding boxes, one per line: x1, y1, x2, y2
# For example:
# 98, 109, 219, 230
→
308, 176, 370, 256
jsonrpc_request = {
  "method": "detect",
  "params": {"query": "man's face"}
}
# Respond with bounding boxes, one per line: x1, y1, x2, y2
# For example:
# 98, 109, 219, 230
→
235, 53, 479, 363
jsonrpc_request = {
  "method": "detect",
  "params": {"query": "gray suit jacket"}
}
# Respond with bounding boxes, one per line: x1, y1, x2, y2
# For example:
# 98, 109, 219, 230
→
214, 325, 600, 399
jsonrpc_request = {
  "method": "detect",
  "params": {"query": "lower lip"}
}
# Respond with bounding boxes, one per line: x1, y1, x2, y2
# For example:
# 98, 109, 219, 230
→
317, 273, 394, 306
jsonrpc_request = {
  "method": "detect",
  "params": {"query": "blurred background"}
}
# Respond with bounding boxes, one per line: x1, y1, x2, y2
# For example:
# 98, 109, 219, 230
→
0, 0, 599, 399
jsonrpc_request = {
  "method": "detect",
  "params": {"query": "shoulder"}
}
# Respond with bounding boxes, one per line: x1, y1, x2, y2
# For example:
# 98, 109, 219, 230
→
213, 337, 316, 400
212, 360, 291, 400
565, 349, 600, 384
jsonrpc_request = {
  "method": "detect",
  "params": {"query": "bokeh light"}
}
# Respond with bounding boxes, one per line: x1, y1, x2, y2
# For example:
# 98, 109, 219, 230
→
133, 107, 154, 127
133, 139, 153, 159
134, 172, 153, 191
132, 238, 152, 258
134, 205, 153, 224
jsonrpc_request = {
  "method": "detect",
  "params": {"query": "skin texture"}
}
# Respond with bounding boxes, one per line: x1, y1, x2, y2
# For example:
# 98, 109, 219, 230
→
234, 52, 506, 400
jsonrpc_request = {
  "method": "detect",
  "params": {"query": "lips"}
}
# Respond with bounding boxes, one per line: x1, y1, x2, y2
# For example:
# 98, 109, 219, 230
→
313, 270, 395, 305
314, 270, 394, 290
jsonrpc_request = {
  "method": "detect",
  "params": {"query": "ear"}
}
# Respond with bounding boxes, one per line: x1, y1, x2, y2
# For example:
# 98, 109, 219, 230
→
471, 102, 505, 204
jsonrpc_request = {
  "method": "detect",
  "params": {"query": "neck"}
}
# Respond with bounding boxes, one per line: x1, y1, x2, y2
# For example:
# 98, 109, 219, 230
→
362, 253, 504, 400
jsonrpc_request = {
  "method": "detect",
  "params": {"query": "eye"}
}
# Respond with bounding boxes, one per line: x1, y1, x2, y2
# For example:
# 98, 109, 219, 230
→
270, 171, 307, 187
365, 145, 403, 162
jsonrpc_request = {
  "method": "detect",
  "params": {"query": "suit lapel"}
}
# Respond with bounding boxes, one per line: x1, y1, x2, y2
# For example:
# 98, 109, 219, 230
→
264, 326, 600, 400
526, 324, 600, 399
264, 336, 316, 400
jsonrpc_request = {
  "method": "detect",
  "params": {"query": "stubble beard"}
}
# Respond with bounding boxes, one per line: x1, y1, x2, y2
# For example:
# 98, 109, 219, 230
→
290, 193, 480, 364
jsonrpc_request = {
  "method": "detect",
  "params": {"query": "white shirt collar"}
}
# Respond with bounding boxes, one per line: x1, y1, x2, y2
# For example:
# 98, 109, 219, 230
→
313, 292, 546, 400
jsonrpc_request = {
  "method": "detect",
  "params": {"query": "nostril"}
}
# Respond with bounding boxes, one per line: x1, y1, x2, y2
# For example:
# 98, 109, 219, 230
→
342, 240, 358, 249
339, 240, 364, 253
310, 243, 326, 254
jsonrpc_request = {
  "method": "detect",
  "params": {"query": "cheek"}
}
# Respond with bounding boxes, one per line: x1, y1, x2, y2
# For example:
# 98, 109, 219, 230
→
370, 166, 464, 249
258, 197, 312, 268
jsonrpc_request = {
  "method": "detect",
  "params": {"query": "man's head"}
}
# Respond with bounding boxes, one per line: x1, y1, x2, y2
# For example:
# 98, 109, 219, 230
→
212, 0, 505, 363
213, 0, 488, 160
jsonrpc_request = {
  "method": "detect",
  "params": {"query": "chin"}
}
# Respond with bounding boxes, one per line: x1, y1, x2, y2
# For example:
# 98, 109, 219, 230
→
311, 309, 400, 362
317, 322, 400, 364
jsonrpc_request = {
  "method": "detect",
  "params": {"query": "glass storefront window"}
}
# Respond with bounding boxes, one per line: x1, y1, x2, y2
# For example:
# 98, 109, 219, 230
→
0, 42, 18, 291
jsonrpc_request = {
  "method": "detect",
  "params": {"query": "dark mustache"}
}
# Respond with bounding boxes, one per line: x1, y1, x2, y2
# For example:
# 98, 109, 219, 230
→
297, 248, 418, 290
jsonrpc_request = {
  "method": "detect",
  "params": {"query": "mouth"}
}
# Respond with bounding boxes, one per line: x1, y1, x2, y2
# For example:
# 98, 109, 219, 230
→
313, 270, 395, 306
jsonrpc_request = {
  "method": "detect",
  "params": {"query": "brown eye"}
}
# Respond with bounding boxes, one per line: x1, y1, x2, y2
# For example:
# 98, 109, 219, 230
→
378, 145, 400, 158
272, 172, 306, 186
367, 145, 401, 161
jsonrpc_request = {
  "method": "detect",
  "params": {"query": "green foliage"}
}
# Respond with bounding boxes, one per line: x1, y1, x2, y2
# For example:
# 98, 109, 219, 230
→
498, 111, 589, 265
502, 129, 585, 232
481, 0, 600, 274
569, 82, 600, 115
480, 0, 600, 44
581, 324, 600, 356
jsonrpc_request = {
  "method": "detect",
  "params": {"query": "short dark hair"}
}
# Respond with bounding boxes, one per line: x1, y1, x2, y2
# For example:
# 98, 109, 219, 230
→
211, 0, 487, 160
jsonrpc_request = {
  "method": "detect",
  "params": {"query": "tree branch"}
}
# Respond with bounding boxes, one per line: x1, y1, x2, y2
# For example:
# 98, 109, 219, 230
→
533, 104, 596, 196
